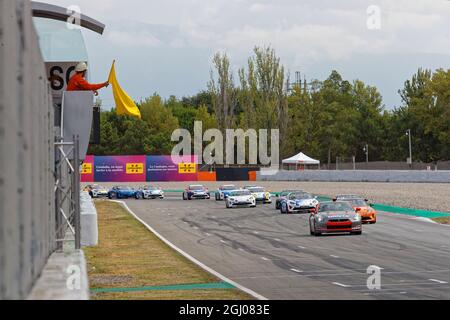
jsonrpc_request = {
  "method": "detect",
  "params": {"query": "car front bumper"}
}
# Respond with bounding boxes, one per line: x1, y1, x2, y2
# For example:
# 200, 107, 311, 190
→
317, 221, 362, 233
190, 193, 210, 198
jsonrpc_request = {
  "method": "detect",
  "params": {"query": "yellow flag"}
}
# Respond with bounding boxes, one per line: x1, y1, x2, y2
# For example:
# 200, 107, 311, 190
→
108, 61, 141, 119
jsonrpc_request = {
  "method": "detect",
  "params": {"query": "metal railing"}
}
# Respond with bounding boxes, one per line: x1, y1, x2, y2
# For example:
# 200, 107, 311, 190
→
53, 135, 81, 250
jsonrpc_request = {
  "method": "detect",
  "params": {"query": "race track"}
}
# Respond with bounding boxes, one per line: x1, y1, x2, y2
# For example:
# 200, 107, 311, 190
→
122, 195, 450, 300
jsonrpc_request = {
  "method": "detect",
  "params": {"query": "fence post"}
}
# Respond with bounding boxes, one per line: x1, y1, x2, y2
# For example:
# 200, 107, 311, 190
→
73, 136, 81, 250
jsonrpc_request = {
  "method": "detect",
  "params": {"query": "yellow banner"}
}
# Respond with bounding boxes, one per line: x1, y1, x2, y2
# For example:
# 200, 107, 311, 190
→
178, 163, 197, 174
82, 163, 92, 175
126, 163, 144, 174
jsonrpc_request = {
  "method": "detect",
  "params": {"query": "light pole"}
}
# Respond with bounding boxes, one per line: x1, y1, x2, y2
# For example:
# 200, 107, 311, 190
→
406, 129, 412, 168
363, 144, 369, 169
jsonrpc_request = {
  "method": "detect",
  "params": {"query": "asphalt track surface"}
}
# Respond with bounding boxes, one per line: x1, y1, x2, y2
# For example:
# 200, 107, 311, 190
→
123, 194, 450, 300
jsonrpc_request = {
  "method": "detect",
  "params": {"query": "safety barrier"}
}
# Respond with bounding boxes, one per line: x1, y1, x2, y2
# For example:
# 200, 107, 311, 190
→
0, 0, 55, 299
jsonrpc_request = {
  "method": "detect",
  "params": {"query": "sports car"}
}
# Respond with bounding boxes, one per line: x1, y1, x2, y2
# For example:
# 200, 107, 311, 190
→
244, 186, 272, 204
280, 192, 319, 214
84, 184, 109, 198
183, 185, 211, 200
108, 186, 138, 199
309, 201, 363, 236
136, 186, 165, 200
215, 185, 237, 201
226, 190, 256, 208
335, 196, 377, 224
275, 190, 304, 210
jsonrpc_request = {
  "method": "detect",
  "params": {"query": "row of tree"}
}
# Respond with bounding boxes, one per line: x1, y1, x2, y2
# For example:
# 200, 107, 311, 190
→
88, 47, 450, 164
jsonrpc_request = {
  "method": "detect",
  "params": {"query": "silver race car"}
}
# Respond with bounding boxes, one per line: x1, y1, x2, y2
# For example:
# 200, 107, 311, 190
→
309, 201, 363, 236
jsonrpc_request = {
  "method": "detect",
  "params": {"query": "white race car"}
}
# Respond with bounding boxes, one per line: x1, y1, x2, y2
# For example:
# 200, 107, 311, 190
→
280, 192, 319, 214
86, 185, 109, 198
244, 186, 272, 204
226, 190, 256, 208
136, 186, 165, 200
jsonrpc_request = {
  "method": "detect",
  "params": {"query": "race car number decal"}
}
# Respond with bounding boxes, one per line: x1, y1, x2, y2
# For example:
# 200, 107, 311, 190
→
178, 163, 197, 174
126, 163, 144, 174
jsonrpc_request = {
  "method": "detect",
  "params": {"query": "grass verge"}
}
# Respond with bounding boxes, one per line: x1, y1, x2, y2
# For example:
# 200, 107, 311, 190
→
84, 200, 251, 300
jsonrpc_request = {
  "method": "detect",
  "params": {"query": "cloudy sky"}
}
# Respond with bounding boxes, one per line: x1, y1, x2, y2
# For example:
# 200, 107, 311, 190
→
44, 0, 450, 109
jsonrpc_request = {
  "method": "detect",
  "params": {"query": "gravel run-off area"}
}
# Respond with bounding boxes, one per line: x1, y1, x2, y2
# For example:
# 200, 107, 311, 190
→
86, 181, 450, 214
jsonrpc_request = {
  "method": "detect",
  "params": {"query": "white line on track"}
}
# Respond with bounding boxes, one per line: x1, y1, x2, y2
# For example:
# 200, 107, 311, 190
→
290, 269, 303, 273
238, 248, 246, 252
253, 231, 259, 235
261, 257, 270, 261
429, 279, 448, 284
205, 233, 212, 237
298, 246, 306, 249
274, 238, 281, 242
220, 240, 228, 244
332, 282, 350, 288
330, 255, 340, 258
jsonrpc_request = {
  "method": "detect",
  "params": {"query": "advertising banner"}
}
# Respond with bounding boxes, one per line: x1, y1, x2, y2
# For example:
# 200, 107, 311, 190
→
81, 155, 94, 183
94, 156, 147, 182
146, 155, 198, 182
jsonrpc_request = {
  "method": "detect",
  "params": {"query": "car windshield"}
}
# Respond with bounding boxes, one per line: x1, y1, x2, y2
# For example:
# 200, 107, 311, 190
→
231, 190, 251, 196
121, 187, 133, 191
248, 187, 265, 193
221, 186, 236, 191
289, 193, 313, 200
337, 195, 359, 200
348, 199, 368, 207
190, 186, 205, 191
281, 190, 298, 196
319, 202, 354, 212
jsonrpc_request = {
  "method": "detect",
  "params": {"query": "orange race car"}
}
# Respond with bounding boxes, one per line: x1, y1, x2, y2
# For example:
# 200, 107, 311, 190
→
333, 195, 377, 224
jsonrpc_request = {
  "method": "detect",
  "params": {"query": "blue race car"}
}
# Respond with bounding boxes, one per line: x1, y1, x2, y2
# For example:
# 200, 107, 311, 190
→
215, 185, 237, 201
108, 186, 138, 199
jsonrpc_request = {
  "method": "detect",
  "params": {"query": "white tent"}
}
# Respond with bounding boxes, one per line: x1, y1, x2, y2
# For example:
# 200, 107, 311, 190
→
282, 152, 320, 170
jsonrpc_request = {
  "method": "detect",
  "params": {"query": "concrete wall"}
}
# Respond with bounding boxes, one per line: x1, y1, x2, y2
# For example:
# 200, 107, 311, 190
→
258, 170, 450, 183
0, 0, 55, 299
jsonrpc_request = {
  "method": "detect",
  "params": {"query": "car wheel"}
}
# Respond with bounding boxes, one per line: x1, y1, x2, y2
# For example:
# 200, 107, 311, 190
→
275, 202, 280, 210
135, 192, 142, 200
313, 222, 322, 237
281, 203, 287, 214
215, 193, 220, 201
109, 192, 116, 199
352, 231, 362, 235
309, 220, 315, 236
183, 193, 187, 200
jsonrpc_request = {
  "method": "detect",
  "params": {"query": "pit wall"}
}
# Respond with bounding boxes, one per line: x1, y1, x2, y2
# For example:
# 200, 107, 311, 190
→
0, 0, 55, 299
257, 170, 450, 184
